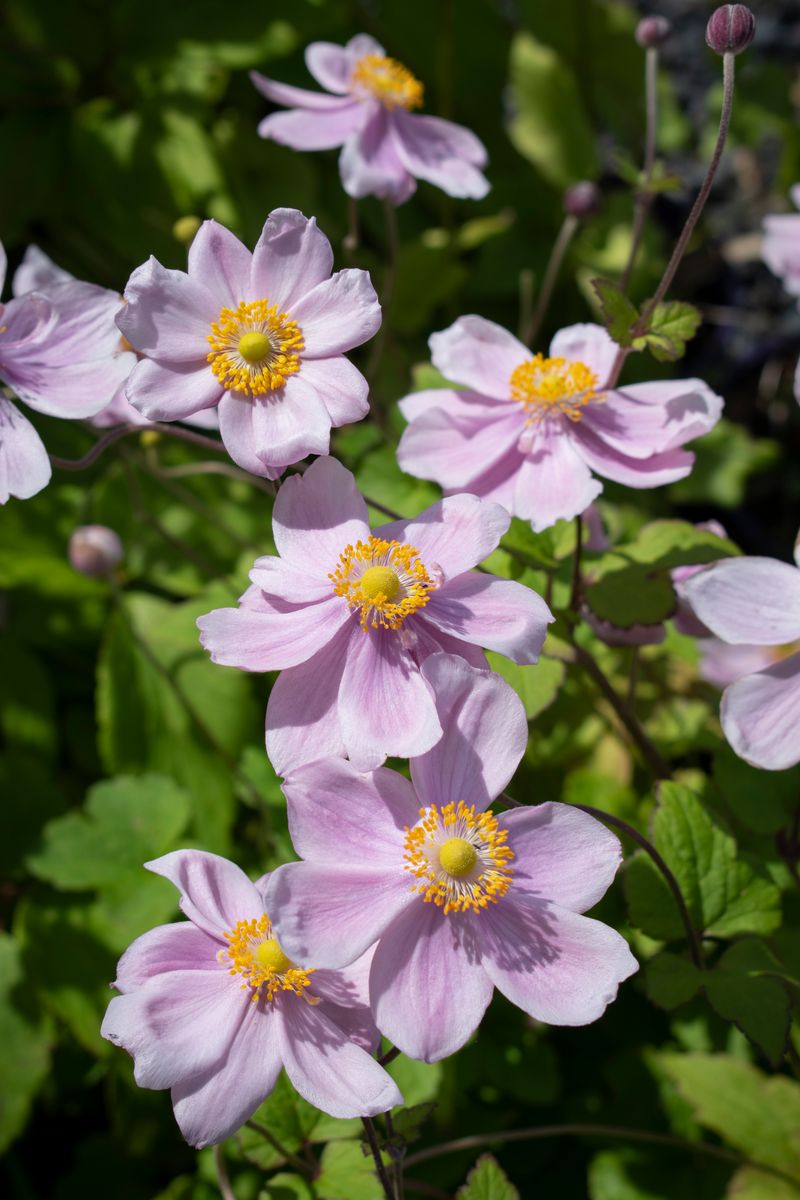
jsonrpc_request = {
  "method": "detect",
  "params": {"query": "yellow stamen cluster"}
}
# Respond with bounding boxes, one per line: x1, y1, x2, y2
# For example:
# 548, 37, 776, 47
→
221, 914, 316, 1004
330, 536, 435, 631
403, 801, 514, 915
351, 53, 424, 111
207, 299, 304, 396
509, 354, 602, 423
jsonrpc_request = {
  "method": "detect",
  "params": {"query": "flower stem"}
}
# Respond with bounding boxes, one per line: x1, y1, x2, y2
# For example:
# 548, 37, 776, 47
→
213, 1145, 236, 1200
569, 514, 584, 612
362, 1116, 397, 1200
523, 214, 579, 346
244, 1120, 313, 1176
620, 45, 660, 292
49, 422, 230, 471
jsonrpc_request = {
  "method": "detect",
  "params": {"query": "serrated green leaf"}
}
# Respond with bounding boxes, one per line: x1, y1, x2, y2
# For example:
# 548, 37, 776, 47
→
592, 276, 640, 346
316, 1139, 386, 1200
457, 1154, 520, 1200
637, 301, 702, 362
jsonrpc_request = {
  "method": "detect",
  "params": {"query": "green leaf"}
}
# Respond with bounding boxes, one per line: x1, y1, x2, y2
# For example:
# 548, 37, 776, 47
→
486, 653, 565, 720
385, 1103, 436, 1153
592, 277, 640, 346
624, 782, 781, 941
315, 1140, 386, 1200
644, 952, 702, 1010
260, 1175, 316, 1200
705, 941, 790, 1068
634, 301, 702, 362
239, 1073, 360, 1172
507, 32, 597, 187
457, 1154, 520, 1200
714, 748, 800, 835
0, 934, 52, 1153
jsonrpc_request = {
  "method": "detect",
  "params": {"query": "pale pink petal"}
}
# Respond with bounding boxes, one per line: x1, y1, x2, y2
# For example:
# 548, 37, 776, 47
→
216, 392, 282, 479
250, 70, 357, 111
291, 269, 381, 358
187, 220, 252, 307
118, 257, 217, 362
571, 424, 695, 488
391, 111, 489, 200
412, 655, 527, 809
398, 407, 522, 491
345, 34, 386, 59
250, 373, 333, 468
338, 626, 442, 770
699, 641, 778, 689
501, 804, 623, 912
409, 615, 489, 669
12, 245, 73, 296
196, 596, 347, 671
91, 384, 151, 428
0, 397, 51, 504
248, 556, 331, 605
443, 443, 522, 511
426, 573, 553, 664
549, 323, 618, 386
0, 240, 6, 295
265, 861, 411, 968
265, 624, 350, 775
249, 209, 334, 312
296, 355, 369, 427
481, 895, 638, 1025
271, 455, 370, 569
513, 422, 603, 532
257, 103, 364, 151
276, 998, 402, 1118
10, 354, 134, 421
581, 379, 723, 459
370, 905, 493, 1062
305, 41, 355, 92
721, 653, 800, 770
145, 850, 264, 938
126, 358, 222, 422
101, 969, 244, 1089
313, 955, 380, 1053
172, 1001, 283, 1148
429, 316, 528, 399
40, 280, 124, 361
282, 759, 417, 865
682, 558, 800, 645
114, 923, 222, 991
339, 104, 416, 204
375, 492, 510, 580
399, 387, 507, 424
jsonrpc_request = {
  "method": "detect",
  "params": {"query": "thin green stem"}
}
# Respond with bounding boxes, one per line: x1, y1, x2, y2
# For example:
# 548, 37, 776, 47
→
157, 460, 276, 496
523, 214, 579, 346
213, 1145, 235, 1200
620, 46, 660, 292
244, 1120, 312, 1176
362, 1116, 397, 1200
569, 514, 584, 612
50, 422, 229, 471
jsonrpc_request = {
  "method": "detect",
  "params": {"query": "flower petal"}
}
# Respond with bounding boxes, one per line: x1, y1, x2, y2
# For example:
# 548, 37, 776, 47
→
481, 894, 638, 1025
721, 652, 800, 770
297, 355, 370, 427
114, 923, 222, 992
501, 804, 623, 912
391, 111, 489, 200
513, 422, 603, 532
252, 372, 334, 468
571, 423, 696, 488
370, 904, 493, 1062
682, 557, 800, 645
425, 572, 553, 665
339, 104, 416, 204
248, 556, 332, 605
265, 624, 350, 776
145, 850, 264, 938
271, 455, 370, 569
187, 220, 252, 308
412, 654, 527, 809
126, 358, 222, 422
215, 391, 280, 478
197, 595, 347, 671
257, 103, 364, 151
398, 387, 506, 424
250, 70, 358, 111
375, 492, 510, 580
118, 257, 217, 362
305, 41, 356, 93
581, 379, 723, 459
291, 269, 381, 358
398, 407, 522, 490
429, 316, 528, 399
549, 323, 618, 386
249, 209, 334, 313
0, 397, 51, 504
12, 245, 73, 296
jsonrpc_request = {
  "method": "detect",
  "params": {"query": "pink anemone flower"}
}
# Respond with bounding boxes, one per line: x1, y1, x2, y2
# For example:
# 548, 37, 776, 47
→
682, 548, 800, 770
762, 184, 800, 302
251, 35, 489, 205
397, 318, 723, 533
197, 455, 553, 775
101, 850, 402, 1148
0, 242, 134, 504
117, 209, 380, 477
265, 654, 638, 1063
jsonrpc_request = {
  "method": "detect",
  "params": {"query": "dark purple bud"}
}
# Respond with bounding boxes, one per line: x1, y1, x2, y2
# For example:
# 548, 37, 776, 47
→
635, 16, 672, 49
705, 5, 756, 55
563, 181, 601, 219
69, 525, 123, 578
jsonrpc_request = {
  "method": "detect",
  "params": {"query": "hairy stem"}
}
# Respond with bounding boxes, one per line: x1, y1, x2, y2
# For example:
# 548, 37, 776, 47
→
524, 214, 579, 346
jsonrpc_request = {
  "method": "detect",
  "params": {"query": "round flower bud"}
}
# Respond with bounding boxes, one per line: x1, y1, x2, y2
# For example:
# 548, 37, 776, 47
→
563, 181, 601, 219
705, 5, 756, 56
69, 525, 123, 578
635, 16, 672, 49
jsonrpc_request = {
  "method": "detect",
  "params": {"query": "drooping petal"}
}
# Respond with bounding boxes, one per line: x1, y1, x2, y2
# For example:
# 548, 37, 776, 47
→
114, 923, 222, 991
698, 640, 777, 690
196, 595, 347, 672
281, 758, 417, 865
271, 455, 370, 570
410, 614, 489, 669
145, 850, 264, 938
425, 573, 553, 665
9, 355, 134, 421
266, 861, 411, 968
0, 397, 52, 504
249, 209, 335, 313
412, 654, 528, 809
721, 653, 800, 770
305, 41, 356, 93
339, 104, 416, 204
682, 558, 800, 645
12, 244, 73, 296
429, 316, 528, 399
118, 257, 217, 362
250, 70, 358, 111
370, 904, 493, 1062
257, 103, 365, 151
126, 358, 222, 422
338, 626, 442, 770
248, 556, 332, 605
581, 379, 723, 459
391, 111, 489, 200
276, 997, 403, 1118
171, 1001, 283, 1148
375, 492, 510, 580
571, 423, 696, 488
265, 623, 350, 776
512, 421, 603, 532
398, 387, 507, 424
187, 220, 252, 308
501, 804, 623, 912
480, 894, 638, 1025
291, 269, 381, 358
397, 407, 522, 491
549, 323, 618, 387
296, 355, 369, 427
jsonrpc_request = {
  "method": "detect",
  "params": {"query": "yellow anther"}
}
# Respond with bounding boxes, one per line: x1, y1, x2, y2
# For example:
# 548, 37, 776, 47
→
255, 937, 294, 976
360, 565, 401, 601
351, 54, 424, 111
238, 331, 272, 363
509, 354, 602, 423
330, 536, 435, 632
223, 914, 314, 1003
439, 837, 478, 877
207, 299, 304, 397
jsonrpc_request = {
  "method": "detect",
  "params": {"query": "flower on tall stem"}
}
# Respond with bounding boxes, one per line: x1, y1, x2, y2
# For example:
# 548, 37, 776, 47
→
117, 209, 380, 477
265, 654, 637, 1063
397, 318, 723, 532
197, 455, 552, 774
101, 850, 402, 1148
251, 35, 489, 205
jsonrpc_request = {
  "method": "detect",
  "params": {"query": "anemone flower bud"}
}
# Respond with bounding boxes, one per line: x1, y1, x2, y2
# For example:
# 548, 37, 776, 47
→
635, 16, 672, 49
563, 181, 601, 219
69, 525, 123, 578
705, 5, 756, 56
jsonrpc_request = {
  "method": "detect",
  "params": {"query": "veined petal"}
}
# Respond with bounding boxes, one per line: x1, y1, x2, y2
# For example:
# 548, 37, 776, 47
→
126, 358, 222, 423
398, 407, 522, 491
145, 850, 264, 939
0, 397, 51, 504
682, 557, 800, 645
513, 421, 603, 532
291, 269, 381, 358
297, 355, 370, 427
114, 923, 222, 992
375, 492, 510, 580
271, 456, 370, 570
429, 316, 528, 399
250, 373, 333, 468
721, 653, 800, 770
118, 257, 217, 362
258, 103, 364, 151
197, 595, 347, 672
426, 573, 553, 665
339, 105, 416, 204
391, 111, 490, 200
581, 378, 723, 459
265, 623, 350, 776
571, 423, 696, 488
250, 209, 334, 312
187, 220, 252, 308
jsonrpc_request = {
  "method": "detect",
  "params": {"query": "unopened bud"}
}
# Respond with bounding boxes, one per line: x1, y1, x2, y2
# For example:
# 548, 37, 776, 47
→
69, 525, 123, 578
705, 5, 756, 56
563, 181, 601, 220
635, 16, 672, 49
